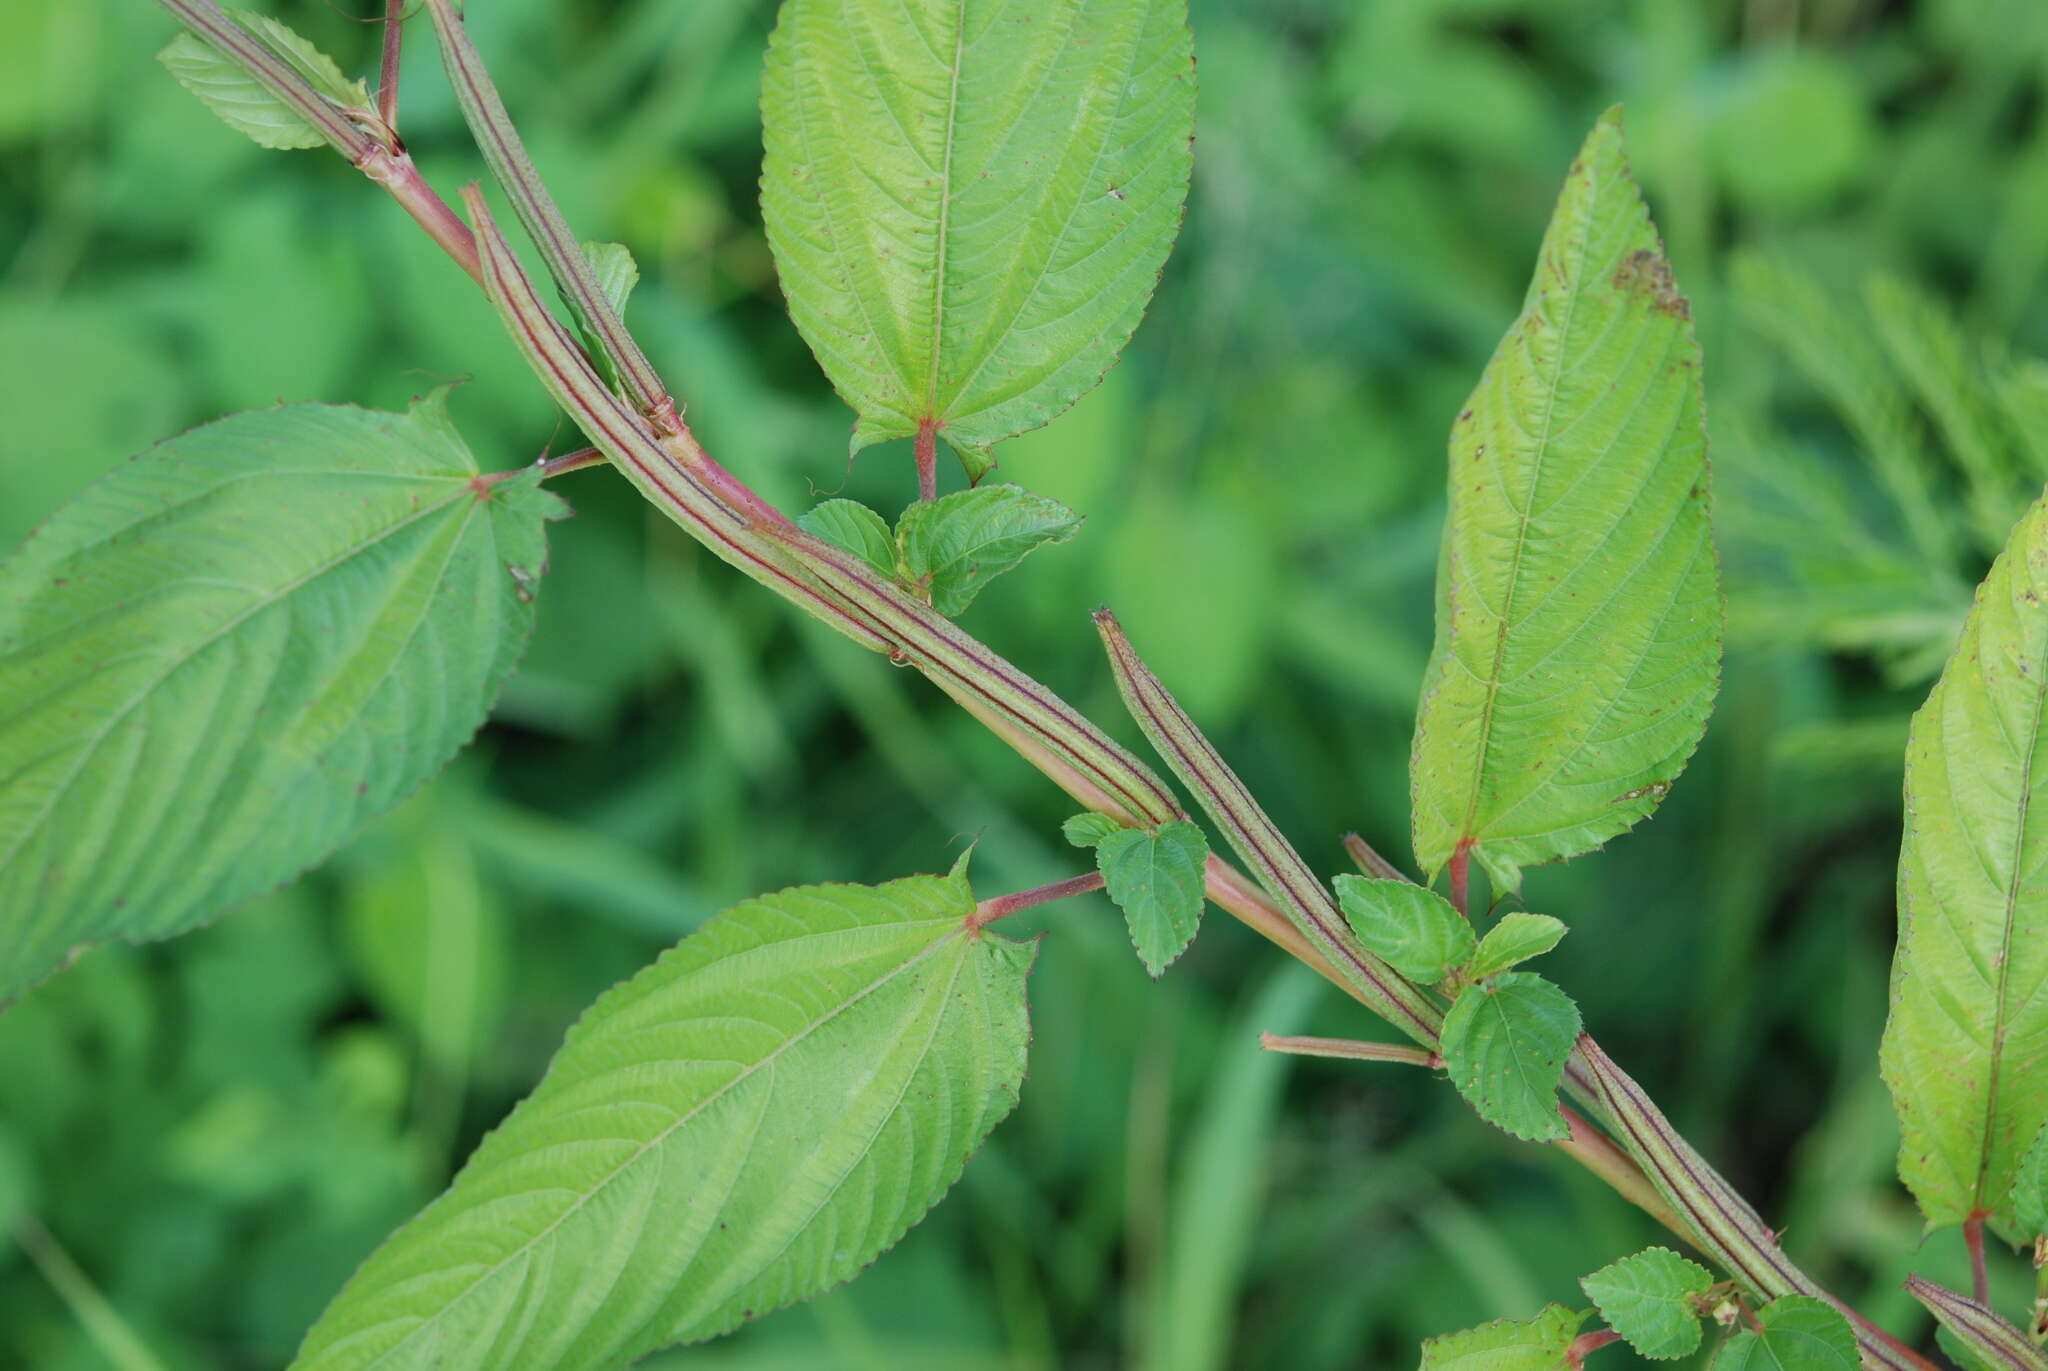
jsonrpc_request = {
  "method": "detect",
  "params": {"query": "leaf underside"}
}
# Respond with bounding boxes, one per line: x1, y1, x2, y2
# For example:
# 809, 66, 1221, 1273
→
293, 873, 1034, 1371
897, 484, 1079, 615
1409, 107, 1720, 895
1881, 491, 2048, 1237
1332, 874, 1474, 984
0, 394, 562, 1004
760, 0, 1194, 481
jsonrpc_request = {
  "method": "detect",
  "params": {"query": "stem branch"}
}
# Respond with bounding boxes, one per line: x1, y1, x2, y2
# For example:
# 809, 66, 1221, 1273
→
971, 872, 1105, 928
1259, 1033, 1438, 1068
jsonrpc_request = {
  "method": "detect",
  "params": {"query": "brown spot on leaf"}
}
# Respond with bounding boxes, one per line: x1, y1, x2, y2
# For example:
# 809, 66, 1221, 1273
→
1611, 248, 1690, 320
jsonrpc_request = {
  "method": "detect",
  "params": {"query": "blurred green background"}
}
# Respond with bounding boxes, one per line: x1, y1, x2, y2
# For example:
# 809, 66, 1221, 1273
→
4, 0, 2048, 1366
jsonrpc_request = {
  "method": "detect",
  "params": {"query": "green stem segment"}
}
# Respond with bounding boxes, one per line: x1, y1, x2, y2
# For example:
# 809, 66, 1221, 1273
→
1093, 608, 1443, 1047
1906, 1276, 2048, 1370
1259, 1033, 1439, 1068
1576, 1037, 1934, 1371
420, 0, 676, 429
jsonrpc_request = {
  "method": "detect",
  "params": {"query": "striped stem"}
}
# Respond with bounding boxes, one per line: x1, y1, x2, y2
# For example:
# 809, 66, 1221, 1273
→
1906, 1277, 2048, 1370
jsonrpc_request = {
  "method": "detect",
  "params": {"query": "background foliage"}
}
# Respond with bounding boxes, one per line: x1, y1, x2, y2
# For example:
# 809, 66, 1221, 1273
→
2, 0, 2046, 1366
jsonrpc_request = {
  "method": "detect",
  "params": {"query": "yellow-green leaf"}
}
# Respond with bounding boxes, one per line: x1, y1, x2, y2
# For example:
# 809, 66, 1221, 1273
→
1881, 492, 2048, 1236
759, 0, 1194, 481
1409, 108, 1719, 895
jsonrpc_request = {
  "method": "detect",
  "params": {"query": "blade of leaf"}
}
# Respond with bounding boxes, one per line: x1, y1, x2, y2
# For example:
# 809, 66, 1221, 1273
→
760, 0, 1195, 481
1468, 912, 1568, 981
1580, 1246, 1713, 1360
1095, 821, 1207, 977
1062, 812, 1124, 849
292, 871, 1034, 1371
1710, 1296, 1860, 1371
158, 31, 328, 149
0, 394, 564, 1003
2011, 1121, 2048, 1239
1440, 972, 1581, 1142
1409, 106, 1720, 895
1880, 491, 2048, 1236
897, 485, 1079, 615
797, 498, 898, 578
1420, 1304, 1586, 1370
1332, 875, 1475, 984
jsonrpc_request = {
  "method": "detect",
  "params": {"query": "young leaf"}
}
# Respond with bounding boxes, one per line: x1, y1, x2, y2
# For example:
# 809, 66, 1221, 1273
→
1468, 912, 1569, 981
0, 394, 565, 1003
569, 242, 641, 391
2011, 1120, 2048, 1239
759, 0, 1195, 481
1580, 1247, 1713, 1360
293, 871, 1033, 1371
1332, 875, 1475, 984
1420, 1304, 1586, 1370
158, 32, 327, 150
1440, 972, 1581, 1141
1879, 491, 2048, 1236
1710, 1297, 1859, 1371
1063, 811, 1124, 849
797, 498, 897, 578
1409, 107, 1719, 896
1094, 821, 1207, 977
581, 242, 639, 318
897, 485, 1080, 616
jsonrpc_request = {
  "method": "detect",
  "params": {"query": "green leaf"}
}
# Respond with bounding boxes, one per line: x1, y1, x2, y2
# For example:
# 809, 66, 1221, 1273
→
1062, 812, 1123, 849
1709, 1297, 1859, 1371
2011, 1121, 2048, 1239
897, 485, 1080, 616
157, 9, 371, 153
568, 242, 641, 392
293, 871, 1033, 1371
158, 32, 327, 150
1880, 491, 2048, 1235
797, 498, 897, 578
1409, 107, 1719, 895
1420, 1304, 1585, 1370
1440, 972, 1581, 1142
1094, 821, 1207, 977
581, 242, 638, 319
759, 0, 1194, 481
1468, 912, 1568, 981
1579, 1247, 1713, 1361
228, 9, 371, 111
1333, 875, 1475, 984
0, 394, 565, 1003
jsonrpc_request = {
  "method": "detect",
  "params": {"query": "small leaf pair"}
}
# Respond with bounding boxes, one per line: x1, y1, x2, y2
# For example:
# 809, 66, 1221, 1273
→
801, 485, 1079, 616
1336, 877, 1575, 1141
1584, 1248, 1858, 1370
1334, 877, 1565, 986
1065, 814, 1208, 977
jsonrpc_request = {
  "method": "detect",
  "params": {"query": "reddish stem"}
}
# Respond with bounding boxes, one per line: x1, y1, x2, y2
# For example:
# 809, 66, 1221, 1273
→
378, 0, 405, 135
1567, 1330, 1622, 1368
914, 418, 938, 503
1966, 1210, 1991, 1305
969, 871, 1105, 929
1447, 843, 1472, 919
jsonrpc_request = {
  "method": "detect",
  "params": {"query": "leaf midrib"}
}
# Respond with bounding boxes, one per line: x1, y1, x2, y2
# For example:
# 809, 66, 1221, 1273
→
920, 0, 967, 424
1970, 637, 2046, 1215
343, 919, 970, 1371
1453, 191, 1599, 856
